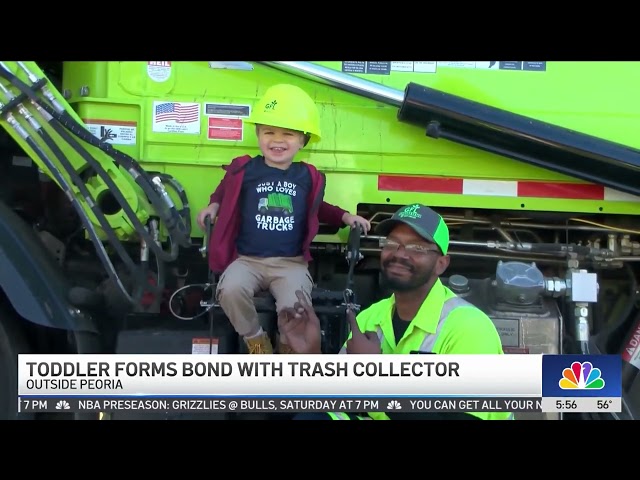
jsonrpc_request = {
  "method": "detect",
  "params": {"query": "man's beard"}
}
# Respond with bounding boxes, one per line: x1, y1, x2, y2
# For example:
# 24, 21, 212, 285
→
380, 258, 434, 292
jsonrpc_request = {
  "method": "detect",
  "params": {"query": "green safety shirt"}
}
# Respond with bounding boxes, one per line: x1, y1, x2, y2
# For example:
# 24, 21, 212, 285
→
335, 278, 514, 421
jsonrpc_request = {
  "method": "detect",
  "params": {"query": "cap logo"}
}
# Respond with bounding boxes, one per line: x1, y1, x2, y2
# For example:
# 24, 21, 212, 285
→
398, 204, 422, 219
264, 100, 277, 111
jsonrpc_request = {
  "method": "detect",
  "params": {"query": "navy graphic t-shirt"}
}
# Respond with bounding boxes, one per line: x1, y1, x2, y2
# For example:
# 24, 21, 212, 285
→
236, 156, 311, 257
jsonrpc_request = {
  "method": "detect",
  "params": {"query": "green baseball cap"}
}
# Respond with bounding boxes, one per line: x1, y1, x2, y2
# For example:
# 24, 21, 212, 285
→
375, 203, 450, 255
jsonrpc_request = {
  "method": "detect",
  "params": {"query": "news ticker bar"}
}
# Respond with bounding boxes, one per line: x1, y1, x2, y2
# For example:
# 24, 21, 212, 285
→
17, 396, 622, 414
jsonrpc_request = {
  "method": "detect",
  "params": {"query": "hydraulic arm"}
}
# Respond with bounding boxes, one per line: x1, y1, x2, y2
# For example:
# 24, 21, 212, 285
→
0, 61, 192, 306
260, 61, 640, 197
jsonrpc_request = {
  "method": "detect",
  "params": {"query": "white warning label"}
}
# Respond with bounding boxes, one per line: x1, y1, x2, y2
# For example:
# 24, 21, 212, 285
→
437, 61, 547, 71
147, 61, 172, 82
192, 338, 218, 355
390, 61, 437, 73
84, 119, 137, 146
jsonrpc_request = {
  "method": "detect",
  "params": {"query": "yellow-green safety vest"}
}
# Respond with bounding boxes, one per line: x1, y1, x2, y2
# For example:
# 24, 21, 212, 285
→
333, 279, 514, 421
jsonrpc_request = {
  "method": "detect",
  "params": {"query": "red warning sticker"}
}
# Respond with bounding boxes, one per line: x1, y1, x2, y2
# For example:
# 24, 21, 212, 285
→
207, 116, 243, 141
209, 117, 242, 129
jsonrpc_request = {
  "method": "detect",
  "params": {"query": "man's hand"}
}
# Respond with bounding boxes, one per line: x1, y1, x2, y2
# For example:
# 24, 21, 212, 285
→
342, 213, 371, 234
346, 308, 381, 354
277, 290, 322, 354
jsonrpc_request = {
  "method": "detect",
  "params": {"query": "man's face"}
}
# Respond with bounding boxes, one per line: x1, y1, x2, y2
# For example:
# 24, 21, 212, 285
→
380, 224, 448, 292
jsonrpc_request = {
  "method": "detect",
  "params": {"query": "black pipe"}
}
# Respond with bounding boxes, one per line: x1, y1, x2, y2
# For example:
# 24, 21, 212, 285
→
397, 83, 640, 197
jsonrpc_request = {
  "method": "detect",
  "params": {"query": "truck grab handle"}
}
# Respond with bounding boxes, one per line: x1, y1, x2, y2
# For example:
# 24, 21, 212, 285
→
199, 215, 213, 258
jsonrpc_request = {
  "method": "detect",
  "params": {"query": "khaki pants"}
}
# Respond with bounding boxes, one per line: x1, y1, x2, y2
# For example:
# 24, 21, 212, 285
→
215, 255, 314, 338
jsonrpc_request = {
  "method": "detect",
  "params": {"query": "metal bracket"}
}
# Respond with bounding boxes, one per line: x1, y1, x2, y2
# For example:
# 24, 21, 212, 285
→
342, 288, 361, 313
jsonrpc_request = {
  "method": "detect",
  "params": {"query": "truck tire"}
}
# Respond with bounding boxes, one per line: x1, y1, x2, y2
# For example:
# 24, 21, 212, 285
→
0, 304, 33, 420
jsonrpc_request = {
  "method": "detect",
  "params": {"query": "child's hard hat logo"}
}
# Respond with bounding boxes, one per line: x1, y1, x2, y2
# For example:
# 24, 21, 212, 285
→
398, 204, 422, 219
264, 100, 277, 111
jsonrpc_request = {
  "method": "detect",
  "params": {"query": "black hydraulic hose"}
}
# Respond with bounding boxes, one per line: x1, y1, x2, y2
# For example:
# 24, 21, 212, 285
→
3, 96, 156, 303
153, 248, 166, 311
0, 72, 181, 264
0, 67, 191, 252
2, 82, 181, 264
0, 100, 161, 305
44, 116, 179, 263
5, 117, 134, 304
151, 172, 191, 234
37, 127, 144, 282
140, 221, 167, 313
40, 126, 166, 302
37, 125, 162, 302
139, 256, 164, 312
30, 101, 179, 263
7, 68, 192, 249
620, 263, 637, 331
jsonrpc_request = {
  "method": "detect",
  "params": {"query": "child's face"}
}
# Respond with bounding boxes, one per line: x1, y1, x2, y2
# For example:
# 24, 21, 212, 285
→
256, 125, 306, 168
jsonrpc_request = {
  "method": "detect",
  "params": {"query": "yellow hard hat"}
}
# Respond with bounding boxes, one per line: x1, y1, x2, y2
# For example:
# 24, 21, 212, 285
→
245, 84, 321, 144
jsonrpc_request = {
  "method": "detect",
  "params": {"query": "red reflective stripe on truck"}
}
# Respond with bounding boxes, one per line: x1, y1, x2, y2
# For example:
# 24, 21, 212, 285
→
378, 175, 640, 201
517, 181, 604, 200
377, 175, 463, 194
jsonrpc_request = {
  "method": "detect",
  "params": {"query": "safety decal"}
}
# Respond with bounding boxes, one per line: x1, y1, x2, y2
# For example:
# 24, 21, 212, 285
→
192, 338, 219, 355
493, 319, 520, 347
343, 61, 546, 75
152, 101, 200, 135
342, 61, 391, 75
207, 116, 243, 141
204, 103, 250, 117
390, 62, 437, 73
437, 61, 546, 71
83, 119, 137, 145
147, 61, 172, 82
377, 174, 640, 202
208, 61, 254, 71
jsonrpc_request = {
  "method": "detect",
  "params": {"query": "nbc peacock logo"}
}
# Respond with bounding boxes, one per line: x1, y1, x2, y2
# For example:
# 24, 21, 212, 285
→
559, 361, 605, 390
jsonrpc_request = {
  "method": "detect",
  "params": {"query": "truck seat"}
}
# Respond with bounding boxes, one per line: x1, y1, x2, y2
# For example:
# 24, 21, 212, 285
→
209, 286, 349, 354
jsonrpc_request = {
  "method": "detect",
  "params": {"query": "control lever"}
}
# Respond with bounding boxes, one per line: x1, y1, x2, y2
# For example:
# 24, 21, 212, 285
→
343, 224, 364, 314
199, 214, 219, 310
199, 215, 212, 258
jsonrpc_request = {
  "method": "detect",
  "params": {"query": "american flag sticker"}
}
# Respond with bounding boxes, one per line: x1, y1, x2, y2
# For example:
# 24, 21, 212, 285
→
152, 101, 201, 135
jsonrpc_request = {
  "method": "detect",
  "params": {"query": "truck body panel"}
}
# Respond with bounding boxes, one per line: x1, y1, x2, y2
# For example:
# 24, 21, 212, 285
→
59, 61, 640, 239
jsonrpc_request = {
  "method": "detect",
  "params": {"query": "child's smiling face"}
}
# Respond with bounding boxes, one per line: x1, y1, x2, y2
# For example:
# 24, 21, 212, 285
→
256, 124, 306, 169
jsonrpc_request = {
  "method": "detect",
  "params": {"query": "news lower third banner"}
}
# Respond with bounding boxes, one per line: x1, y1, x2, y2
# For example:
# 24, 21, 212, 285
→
17, 353, 622, 415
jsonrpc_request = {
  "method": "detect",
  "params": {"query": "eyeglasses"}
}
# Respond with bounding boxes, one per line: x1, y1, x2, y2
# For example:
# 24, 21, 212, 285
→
380, 238, 441, 256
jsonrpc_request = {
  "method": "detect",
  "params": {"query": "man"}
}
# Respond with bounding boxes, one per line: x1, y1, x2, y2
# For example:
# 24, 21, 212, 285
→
278, 203, 513, 420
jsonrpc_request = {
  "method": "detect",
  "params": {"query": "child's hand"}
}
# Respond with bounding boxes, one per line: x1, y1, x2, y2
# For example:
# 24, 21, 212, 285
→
197, 203, 219, 230
342, 213, 371, 234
